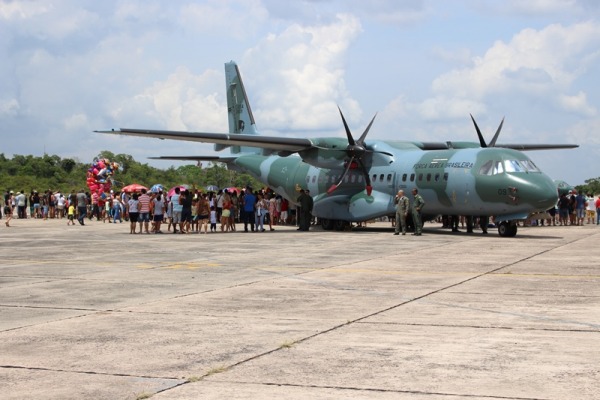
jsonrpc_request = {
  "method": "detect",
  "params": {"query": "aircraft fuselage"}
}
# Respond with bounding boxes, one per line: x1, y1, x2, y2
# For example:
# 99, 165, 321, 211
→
234, 144, 558, 223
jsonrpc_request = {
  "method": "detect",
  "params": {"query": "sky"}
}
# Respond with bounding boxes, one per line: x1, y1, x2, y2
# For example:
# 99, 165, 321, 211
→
1, 0, 599, 185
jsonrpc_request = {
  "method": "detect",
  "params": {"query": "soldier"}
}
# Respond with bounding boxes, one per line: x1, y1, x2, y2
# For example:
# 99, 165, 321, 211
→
411, 188, 425, 236
393, 189, 409, 235
297, 188, 313, 231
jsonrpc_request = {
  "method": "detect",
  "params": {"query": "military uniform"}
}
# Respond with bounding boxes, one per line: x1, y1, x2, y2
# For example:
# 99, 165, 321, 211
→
297, 190, 313, 231
411, 191, 425, 235
394, 194, 410, 235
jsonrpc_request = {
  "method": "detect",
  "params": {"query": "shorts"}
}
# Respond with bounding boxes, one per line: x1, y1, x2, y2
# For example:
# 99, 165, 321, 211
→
129, 212, 139, 223
172, 211, 182, 224
4, 206, 11, 214
181, 209, 192, 222
198, 214, 209, 220
576, 208, 585, 218
139, 212, 150, 222
153, 214, 164, 222
559, 209, 569, 218
68, 215, 74, 221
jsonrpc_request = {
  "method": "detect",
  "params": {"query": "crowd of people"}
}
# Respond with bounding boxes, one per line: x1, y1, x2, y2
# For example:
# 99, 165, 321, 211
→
3, 186, 599, 232
1, 186, 308, 233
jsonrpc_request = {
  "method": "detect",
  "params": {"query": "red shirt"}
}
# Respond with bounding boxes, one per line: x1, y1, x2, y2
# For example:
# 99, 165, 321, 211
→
138, 194, 151, 213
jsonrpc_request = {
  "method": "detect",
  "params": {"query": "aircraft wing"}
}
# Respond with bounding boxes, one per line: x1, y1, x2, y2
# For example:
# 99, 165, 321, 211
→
96, 128, 314, 153
147, 155, 238, 162
495, 144, 579, 151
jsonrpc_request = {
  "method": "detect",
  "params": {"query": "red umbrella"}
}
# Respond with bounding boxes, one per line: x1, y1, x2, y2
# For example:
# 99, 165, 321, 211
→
167, 185, 190, 198
122, 183, 148, 194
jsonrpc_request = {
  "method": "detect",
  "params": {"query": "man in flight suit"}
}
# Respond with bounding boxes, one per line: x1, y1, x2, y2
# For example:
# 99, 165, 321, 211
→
411, 188, 425, 236
393, 189, 410, 235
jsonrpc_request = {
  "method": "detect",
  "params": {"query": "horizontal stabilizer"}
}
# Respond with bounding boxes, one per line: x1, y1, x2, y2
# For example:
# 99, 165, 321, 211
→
147, 155, 238, 163
96, 128, 313, 153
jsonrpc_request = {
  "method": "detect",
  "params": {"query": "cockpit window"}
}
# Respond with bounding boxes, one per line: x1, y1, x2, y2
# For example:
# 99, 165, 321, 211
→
504, 159, 541, 173
479, 160, 508, 176
520, 160, 540, 172
504, 160, 524, 173
479, 160, 493, 176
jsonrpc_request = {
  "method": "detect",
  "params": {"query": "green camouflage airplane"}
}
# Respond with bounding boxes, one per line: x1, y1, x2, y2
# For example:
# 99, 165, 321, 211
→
97, 61, 578, 237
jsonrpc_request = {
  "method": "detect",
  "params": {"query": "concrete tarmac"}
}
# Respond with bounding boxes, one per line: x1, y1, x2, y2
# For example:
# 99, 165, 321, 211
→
1, 217, 599, 399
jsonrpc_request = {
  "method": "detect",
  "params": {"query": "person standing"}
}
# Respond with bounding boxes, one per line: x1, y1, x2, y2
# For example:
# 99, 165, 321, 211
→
242, 188, 256, 232
297, 188, 313, 231
151, 192, 165, 233
138, 189, 151, 233
393, 189, 409, 235
76, 188, 88, 225
411, 188, 425, 236
585, 193, 595, 224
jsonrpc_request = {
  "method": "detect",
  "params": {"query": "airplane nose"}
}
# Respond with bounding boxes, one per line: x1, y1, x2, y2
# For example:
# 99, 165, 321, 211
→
530, 174, 558, 211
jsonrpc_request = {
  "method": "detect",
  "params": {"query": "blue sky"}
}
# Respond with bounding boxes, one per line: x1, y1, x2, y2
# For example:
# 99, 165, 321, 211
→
1, 0, 599, 185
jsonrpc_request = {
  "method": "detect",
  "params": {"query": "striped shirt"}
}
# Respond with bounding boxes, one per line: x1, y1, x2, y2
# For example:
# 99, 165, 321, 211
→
138, 194, 150, 213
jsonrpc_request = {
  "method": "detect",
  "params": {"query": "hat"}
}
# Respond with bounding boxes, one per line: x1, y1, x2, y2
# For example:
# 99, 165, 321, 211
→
10, 190, 13, 194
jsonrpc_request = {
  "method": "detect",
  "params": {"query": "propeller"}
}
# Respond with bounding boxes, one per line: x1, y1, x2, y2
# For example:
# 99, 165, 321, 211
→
470, 114, 504, 148
327, 107, 377, 196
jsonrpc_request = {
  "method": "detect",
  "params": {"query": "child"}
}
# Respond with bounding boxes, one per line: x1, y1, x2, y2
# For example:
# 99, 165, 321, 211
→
209, 205, 217, 232
67, 203, 75, 225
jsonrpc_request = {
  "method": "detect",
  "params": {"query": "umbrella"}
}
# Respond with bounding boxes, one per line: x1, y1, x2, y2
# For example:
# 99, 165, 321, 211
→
150, 183, 164, 193
122, 183, 148, 194
167, 185, 190, 198
225, 187, 241, 195
206, 185, 219, 192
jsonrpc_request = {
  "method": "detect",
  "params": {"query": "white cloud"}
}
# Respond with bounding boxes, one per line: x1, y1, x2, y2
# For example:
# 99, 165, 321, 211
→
242, 13, 363, 132
0, 98, 19, 116
558, 92, 596, 116
110, 67, 225, 131
428, 22, 600, 115
63, 113, 89, 131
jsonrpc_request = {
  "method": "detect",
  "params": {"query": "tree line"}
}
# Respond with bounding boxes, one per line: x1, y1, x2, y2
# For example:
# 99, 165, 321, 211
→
0, 151, 262, 194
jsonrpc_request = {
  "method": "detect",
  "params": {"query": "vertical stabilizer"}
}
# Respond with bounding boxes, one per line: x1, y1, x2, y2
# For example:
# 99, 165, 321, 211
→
222, 61, 259, 154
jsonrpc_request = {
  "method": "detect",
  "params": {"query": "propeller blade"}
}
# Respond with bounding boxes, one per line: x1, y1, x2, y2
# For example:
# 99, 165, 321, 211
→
356, 158, 373, 196
488, 117, 504, 147
357, 113, 378, 144
327, 156, 354, 195
338, 106, 355, 145
470, 114, 487, 148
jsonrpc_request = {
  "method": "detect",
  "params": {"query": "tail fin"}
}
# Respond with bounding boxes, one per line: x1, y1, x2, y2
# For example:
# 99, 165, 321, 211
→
222, 61, 259, 154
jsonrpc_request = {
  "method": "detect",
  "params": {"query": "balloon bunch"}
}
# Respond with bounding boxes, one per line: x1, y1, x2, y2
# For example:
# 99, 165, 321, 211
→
86, 157, 120, 198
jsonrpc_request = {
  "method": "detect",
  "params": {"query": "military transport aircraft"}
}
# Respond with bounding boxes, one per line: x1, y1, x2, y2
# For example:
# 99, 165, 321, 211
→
97, 61, 578, 237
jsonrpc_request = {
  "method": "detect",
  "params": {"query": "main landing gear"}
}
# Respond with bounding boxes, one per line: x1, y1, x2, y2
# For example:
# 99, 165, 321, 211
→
497, 221, 518, 237
321, 218, 351, 231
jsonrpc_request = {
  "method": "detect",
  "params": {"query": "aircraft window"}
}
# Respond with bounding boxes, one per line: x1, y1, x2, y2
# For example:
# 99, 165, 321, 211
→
418, 173, 423, 181
410, 174, 415, 182
379, 174, 384, 181
434, 173, 440, 182
402, 173, 407, 182
345, 175, 349, 182
504, 160, 524, 173
426, 173, 431, 182
479, 160, 494, 176
372, 174, 377, 182
318, 175, 324, 183
443, 172, 448, 181
520, 160, 540, 172
387, 174, 392, 182
351, 174, 356, 183
358, 175, 363, 183
493, 161, 504, 175
306, 176, 310, 183
312, 175, 316, 183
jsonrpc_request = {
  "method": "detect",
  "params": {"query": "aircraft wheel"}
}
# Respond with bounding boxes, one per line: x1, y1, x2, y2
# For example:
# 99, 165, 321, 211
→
498, 221, 510, 237
498, 221, 518, 237
334, 220, 349, 231
321, 218, 334, 231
